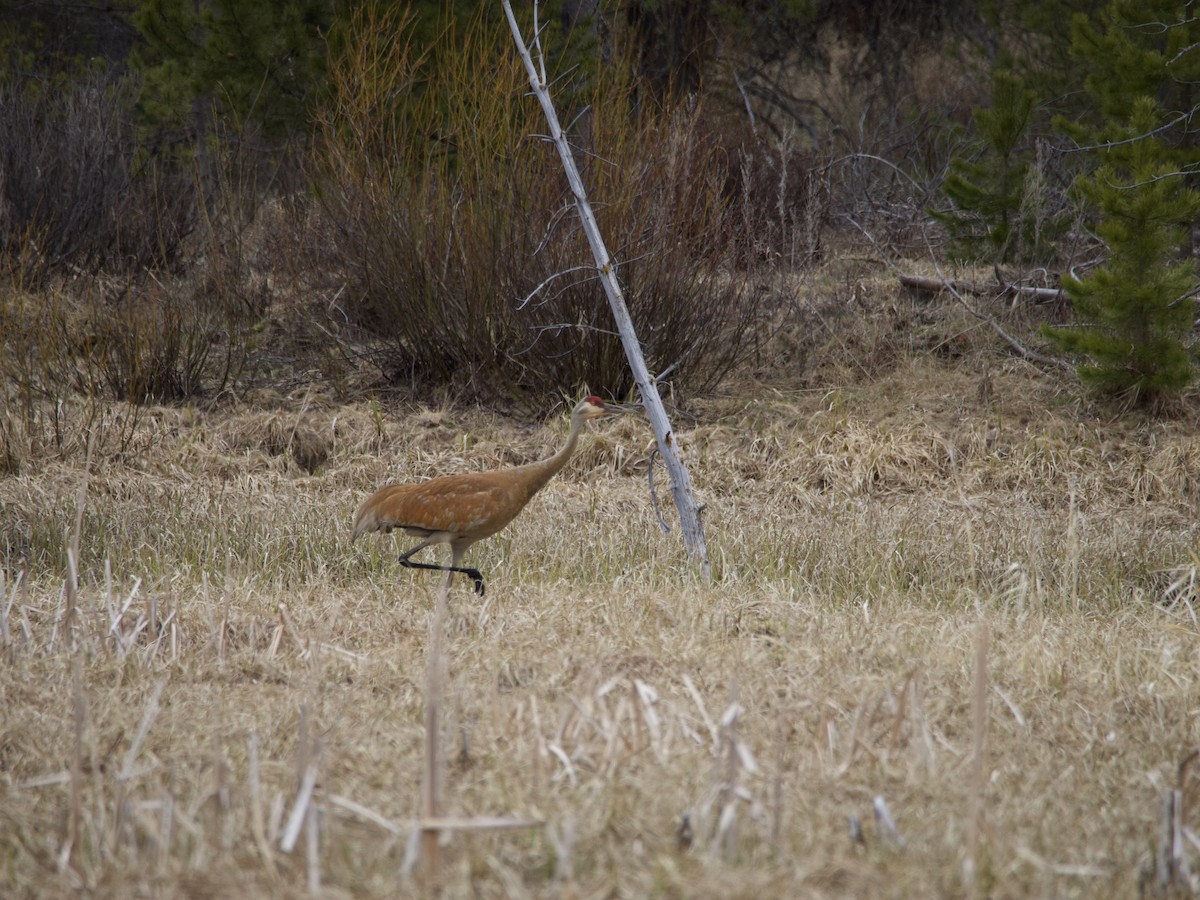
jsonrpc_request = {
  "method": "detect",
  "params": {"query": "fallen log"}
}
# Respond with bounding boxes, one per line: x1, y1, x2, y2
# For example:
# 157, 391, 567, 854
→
898, 272, 1064, 302
898, 270, 1074, 371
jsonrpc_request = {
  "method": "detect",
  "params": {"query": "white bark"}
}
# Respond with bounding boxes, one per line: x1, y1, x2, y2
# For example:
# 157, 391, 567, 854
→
501, 1, 711, 576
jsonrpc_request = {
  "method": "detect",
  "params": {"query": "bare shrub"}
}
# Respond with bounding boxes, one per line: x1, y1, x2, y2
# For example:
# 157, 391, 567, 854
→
0, 280, 249, 441
312, 7, 760, 402
715, 123, 822, 269
91, 284, 249, 403
0, 70, 293, 417
0, 70, 196, 286
708, 13, 990, 258
0, 122, 273, 413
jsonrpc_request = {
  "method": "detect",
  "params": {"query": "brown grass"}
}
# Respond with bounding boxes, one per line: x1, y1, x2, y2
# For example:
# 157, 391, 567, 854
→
3, 274, 1200, 897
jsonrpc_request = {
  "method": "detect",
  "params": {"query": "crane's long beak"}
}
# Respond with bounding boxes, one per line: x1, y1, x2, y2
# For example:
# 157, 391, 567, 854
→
604, 400, 641, 415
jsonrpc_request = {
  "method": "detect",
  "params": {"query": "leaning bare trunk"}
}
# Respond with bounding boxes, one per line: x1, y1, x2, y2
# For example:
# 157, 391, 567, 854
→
501, 1, 711, 577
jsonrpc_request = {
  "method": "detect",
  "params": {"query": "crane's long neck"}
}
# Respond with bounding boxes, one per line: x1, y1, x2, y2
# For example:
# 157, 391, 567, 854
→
512, 414, 586, 501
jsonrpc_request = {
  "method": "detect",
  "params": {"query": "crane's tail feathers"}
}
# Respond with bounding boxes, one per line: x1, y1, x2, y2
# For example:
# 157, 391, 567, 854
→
399, 559, 486, 596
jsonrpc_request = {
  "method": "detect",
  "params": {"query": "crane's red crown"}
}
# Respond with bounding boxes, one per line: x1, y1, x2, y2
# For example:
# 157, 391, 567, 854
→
584, 395, 605, 406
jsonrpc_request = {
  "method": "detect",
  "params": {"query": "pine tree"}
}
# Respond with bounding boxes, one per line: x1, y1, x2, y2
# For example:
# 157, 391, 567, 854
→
1050, 99, 1198, 398
934, 69, 1061, 263
1046, 1, 1200, 403
130, 0, 334, 142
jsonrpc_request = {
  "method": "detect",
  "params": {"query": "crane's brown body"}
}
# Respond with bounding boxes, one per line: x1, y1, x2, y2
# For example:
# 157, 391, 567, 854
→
352, 396, 616, 594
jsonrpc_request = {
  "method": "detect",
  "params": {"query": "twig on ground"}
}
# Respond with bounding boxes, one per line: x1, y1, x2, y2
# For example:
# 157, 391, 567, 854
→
913, 263, 1074, 372
873, 795, 904, 847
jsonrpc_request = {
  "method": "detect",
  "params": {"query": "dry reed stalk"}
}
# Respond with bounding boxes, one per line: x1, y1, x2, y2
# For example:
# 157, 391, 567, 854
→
833, 697, 868, 777
1153, 748, 1200, 892
908, 672, 937, 773
62, 549, 79, 651
107, 576, 147, 658
305, 790, 321, 894
682, 673, 719, 750
278, 602, 310, 658
282, 704, 322, 868
1065, 484, 1080, 611
548, 741, 576, 788
102, 558, 113, 654
326, 793, 405, 837
246, 730, 278, 877
707, 683, 757, 861
280, 747, 320, 854
296, 703, 310, 783
266, 617, 283, 659
965, 615, 989, 893
873, 795, 903, 847
120, 678, 166, 781
215, 749, 233, 852
268, 793, 285, 848
530, 696, 549, 796
423, 816, 543, 832
218, 554, 232, 662
61, 431, 94, 650
770, 723, 786, 855
1178, 749, 1200, 882
157, 790, 175, 867
1, 569, 15, 659
633, 678, 663, 762
420, 571, 451, 879
409, 571, 548, 882
1156, 787, 1174, 888
58, 652, 85, 875
549, 818, 577, 890
146, 588, 158, 643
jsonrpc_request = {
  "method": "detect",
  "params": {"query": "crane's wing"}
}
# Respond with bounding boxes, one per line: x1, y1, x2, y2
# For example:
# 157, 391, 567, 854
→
352, 471, 522, 541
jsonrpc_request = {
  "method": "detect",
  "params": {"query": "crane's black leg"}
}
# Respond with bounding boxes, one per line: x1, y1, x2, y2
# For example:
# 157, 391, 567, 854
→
396, 547, 484, 595
398, 558, 486, 596
461, 566, 485, 596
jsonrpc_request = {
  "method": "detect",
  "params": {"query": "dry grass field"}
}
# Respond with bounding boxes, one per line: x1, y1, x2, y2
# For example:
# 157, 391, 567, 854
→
3, 277, 1200, 898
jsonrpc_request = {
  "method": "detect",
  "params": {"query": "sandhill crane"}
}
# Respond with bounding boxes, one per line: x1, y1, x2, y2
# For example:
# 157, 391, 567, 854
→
352, 396, 621, 594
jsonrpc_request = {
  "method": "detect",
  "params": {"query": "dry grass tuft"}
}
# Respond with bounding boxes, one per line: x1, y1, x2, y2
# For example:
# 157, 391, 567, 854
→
3, 309, 1200, 896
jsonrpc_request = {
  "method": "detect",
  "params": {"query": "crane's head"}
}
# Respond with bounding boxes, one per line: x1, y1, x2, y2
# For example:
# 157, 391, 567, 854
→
574, 395, 615, 421
571, 395, 640, 427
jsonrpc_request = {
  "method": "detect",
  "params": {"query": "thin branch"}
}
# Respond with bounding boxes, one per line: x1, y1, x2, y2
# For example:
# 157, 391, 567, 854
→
1101, 164, 1200, 189
517, 266, 598, 309
817, 153, 925, 192
1058, 107, 1196, 154
565, 103, 593, 136
654, 336, 704, 385
1166, 40, 1200, 66
564, 139, 622, 170
917, 230, 1073, 372
731, 69, 757, 134
532, 322, 621, 338
1167, 283, 1200, 308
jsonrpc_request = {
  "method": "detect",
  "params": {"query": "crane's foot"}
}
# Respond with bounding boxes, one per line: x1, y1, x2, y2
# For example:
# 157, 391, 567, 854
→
461, 568, 485, 596
399, 559, 486, 596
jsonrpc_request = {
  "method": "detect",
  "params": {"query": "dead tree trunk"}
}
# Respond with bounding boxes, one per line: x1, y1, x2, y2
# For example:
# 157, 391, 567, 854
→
501, 1, 711, 577
897, 272, 1064, 302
